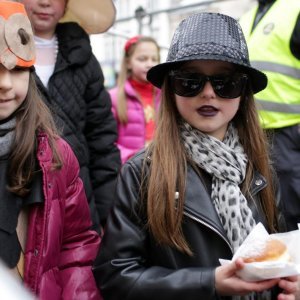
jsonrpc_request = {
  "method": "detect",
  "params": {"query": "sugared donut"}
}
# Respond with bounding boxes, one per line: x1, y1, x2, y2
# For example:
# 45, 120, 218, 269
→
242, 239, 289, 263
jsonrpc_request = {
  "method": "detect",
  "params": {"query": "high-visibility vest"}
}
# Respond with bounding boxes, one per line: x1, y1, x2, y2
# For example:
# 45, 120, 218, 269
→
240, 0, 300, 129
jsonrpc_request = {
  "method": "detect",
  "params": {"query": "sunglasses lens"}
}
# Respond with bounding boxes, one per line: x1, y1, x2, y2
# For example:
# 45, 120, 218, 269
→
170, 74, 205, 97
169, 72, 247, 99
211, 74, 246, 98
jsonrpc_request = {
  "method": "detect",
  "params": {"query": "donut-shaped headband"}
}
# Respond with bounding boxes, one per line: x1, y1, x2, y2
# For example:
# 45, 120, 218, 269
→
0, 1, 35, 70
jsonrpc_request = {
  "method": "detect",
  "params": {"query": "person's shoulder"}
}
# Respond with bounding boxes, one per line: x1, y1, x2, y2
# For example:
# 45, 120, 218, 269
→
109, 86, 118, 96
56, 22, 87, 38
56, 22, 92, 65
108, 86, 118, 105
55, 137, 81, 175
53, 137, 77, 163
55, 136, 70, 149
122, 149, 150, 173
109, 80, 131, 93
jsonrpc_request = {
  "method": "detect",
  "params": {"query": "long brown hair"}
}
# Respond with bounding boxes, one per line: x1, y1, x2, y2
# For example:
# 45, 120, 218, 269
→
8, 72, 62, 196
116, 36, 160, 124
144, 74, 278, 255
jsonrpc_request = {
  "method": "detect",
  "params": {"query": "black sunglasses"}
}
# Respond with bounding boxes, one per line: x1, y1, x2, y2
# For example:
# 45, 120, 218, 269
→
169, 70, 248, 99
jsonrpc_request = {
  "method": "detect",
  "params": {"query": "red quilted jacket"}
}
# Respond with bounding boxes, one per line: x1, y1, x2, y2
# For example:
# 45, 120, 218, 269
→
23, 133, 101, 299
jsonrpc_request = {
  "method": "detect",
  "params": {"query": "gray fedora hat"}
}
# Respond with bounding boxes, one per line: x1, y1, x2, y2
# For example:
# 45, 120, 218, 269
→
147, 12, 267, 94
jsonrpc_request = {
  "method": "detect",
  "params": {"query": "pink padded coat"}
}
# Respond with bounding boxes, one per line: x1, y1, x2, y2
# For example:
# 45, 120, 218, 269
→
23, 133, 101, 300
109, 80, 161, 164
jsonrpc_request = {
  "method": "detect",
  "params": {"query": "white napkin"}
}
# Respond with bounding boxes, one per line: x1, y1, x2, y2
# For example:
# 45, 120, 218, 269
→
219, 223, 300, 281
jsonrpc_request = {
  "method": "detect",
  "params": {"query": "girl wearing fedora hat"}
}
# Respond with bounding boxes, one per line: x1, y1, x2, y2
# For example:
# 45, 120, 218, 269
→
94, 12, 298, 300
0, 1, 101, 299
19, 0, 121, 229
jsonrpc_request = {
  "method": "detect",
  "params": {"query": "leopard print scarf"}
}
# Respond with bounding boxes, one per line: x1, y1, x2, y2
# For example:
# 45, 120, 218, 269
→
180, 122, 256, 252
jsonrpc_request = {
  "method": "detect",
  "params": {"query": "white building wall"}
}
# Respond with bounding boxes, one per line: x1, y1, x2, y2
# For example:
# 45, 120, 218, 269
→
91, 0, 256, 88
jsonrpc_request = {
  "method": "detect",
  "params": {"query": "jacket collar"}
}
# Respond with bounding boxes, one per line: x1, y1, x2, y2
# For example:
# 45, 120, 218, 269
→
56, 22, 91, 67
125, 79, 161, 106
37, 132, 52, 163
183, 165, 228, 240
183, 165, 268, 249
145, 154, 268, 249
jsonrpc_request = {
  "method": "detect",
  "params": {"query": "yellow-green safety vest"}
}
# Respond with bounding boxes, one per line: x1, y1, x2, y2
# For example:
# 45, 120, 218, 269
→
240, 0, 300, 129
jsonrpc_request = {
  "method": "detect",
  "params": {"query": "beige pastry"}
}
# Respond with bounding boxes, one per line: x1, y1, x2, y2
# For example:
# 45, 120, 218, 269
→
241, 238, 290, 263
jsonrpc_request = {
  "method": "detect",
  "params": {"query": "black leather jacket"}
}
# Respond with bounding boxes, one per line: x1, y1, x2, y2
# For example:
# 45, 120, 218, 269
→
94, 150, 282, 300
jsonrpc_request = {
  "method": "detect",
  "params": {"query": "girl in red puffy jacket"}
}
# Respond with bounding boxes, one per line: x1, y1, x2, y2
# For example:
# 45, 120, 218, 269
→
0, 2, 101, 299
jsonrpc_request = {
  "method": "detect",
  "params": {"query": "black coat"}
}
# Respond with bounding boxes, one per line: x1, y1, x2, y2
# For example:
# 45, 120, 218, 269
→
93, 150, 282, 300
35, 22, 121, 228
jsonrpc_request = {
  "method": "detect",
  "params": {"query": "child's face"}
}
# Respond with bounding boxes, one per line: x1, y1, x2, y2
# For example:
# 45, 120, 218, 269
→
20, 0, 67, 39
0, 65, 29, 121
173, 60, 242, 141
127, 41, 159, 83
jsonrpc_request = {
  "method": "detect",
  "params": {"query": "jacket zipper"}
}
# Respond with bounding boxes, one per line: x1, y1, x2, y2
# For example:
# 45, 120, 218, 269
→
183, 211, 233, 253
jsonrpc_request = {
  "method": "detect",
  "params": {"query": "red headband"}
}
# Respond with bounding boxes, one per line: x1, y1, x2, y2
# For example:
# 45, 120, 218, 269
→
124, 35, 142, 53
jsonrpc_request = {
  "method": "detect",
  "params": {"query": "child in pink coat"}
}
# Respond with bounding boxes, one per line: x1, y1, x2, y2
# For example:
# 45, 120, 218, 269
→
110, 36, 161, 163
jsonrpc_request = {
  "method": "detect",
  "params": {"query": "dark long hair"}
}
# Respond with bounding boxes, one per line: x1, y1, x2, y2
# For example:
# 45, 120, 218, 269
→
8, 72, 62, 196
144, 76, 278, 255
